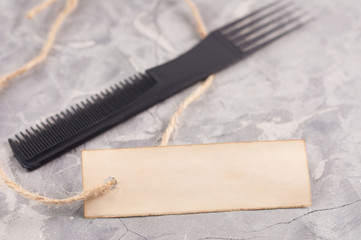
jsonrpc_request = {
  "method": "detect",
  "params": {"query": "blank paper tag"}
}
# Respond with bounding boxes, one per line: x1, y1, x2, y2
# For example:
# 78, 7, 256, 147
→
82, 140, 311, 218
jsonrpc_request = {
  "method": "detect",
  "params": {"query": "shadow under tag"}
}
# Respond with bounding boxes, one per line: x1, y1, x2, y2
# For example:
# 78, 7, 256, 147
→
82, 140, 311, 218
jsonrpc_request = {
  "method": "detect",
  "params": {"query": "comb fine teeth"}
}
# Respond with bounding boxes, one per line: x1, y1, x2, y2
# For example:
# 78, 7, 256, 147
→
9, 73, 156, 169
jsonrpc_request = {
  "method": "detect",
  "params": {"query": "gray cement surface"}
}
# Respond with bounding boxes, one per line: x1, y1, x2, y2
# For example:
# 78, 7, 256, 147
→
0, 0, 360, 239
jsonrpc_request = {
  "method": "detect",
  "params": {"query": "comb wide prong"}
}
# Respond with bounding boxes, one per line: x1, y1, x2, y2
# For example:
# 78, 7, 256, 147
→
235, 13, 302, 49
228, 5, 303, 44
215, 0, 311, 54
219, 0, 288, 32
241, 16, 312, 54
223, 1, 296, 39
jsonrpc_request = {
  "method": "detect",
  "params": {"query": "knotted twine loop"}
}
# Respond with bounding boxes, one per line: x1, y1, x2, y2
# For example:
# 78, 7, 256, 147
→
0, 0, 214, 205
0, 168, 117, 204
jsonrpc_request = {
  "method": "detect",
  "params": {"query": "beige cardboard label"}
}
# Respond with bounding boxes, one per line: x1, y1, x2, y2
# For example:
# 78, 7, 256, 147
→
82, 140, 311, 218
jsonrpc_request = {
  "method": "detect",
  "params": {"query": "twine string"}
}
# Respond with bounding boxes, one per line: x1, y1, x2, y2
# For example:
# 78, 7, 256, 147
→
160, 0, 214, 146
0, 0, 78, 89
27, 0, 60, 19
0, 0, 214, 205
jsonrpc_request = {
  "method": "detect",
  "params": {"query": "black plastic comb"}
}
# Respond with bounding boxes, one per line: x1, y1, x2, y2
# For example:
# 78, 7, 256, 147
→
9, 0, 311, 170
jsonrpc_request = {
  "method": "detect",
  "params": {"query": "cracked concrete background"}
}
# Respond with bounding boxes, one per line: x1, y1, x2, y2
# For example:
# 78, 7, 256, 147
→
1, 0, 361, 239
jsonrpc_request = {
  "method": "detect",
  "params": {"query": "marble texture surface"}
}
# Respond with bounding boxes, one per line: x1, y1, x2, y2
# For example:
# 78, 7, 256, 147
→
1, 0, 361, 239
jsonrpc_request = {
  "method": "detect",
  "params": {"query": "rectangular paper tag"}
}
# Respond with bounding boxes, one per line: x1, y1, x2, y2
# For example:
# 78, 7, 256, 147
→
82, 140, 311, 218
